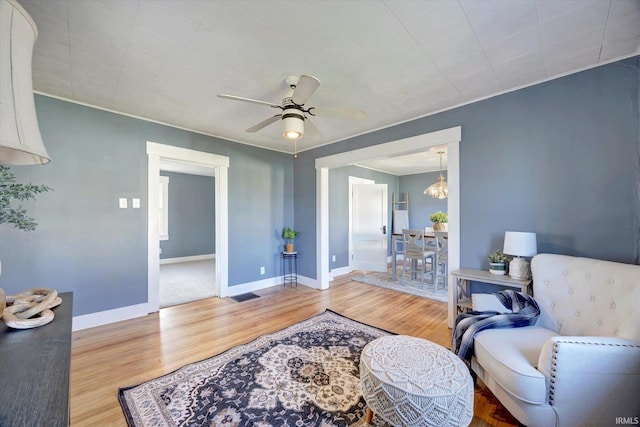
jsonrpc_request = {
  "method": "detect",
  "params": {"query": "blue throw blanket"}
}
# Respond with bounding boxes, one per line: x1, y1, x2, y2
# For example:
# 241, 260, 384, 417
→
452, 290, 540, 362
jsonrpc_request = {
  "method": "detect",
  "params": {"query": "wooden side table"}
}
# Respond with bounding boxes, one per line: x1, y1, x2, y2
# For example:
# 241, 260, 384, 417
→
451, 268, 532, 314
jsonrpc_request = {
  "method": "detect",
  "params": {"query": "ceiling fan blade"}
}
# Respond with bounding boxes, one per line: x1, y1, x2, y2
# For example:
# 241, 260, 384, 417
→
310, 106, 366, 120
246, 115, 282, 133
217, 94, 280, 108
292, 75, 321, 105
304, 117, 323, 139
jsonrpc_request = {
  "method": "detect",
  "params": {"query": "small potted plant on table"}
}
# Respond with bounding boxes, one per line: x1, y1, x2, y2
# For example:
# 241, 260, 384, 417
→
283, 227, 299, 253
488, 250, 510, 275
429, 211, 448, 232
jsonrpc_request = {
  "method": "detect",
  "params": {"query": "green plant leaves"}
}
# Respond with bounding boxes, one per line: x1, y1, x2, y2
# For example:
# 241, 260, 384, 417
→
0, 166, 51, 231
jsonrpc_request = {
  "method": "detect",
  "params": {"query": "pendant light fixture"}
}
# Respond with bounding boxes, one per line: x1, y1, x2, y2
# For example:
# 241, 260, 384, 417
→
424, 151, 448, 199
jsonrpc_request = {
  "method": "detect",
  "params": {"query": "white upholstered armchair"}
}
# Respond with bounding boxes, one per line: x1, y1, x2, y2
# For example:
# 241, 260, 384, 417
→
470, 254, 640, 427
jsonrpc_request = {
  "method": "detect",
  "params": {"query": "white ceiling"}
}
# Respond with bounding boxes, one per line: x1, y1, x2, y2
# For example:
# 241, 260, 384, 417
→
355, 144, 448, 176
18, 0, 640, 173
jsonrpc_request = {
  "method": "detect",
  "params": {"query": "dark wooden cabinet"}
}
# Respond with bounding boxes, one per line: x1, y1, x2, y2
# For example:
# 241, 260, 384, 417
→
0, 292, 73, 427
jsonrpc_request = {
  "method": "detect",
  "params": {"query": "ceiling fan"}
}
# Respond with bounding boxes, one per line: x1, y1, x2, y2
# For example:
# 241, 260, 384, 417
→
217, 75, 366, 141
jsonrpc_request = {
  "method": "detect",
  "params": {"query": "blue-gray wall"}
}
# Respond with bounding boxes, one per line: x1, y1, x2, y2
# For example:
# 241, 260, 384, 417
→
295, 56, 640, 278
0, 56, 637, 318
329, 166, 399, 270
160, 172, 215, 259
399, 171, 448, 229
0, 95, 293, 316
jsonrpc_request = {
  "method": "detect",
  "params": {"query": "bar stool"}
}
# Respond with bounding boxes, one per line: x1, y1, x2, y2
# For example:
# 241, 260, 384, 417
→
402, 229, 435, 285
434, 231, 448, 290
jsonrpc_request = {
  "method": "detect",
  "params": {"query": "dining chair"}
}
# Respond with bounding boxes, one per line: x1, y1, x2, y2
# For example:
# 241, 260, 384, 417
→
401, 229, 435, 286
434, 231, 449, 290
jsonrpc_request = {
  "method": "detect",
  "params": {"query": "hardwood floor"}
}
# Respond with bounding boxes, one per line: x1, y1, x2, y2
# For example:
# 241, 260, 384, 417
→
71, 277, 518, 426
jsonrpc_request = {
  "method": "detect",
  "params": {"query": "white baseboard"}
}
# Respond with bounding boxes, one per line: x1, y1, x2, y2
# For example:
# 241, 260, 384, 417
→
298, 274, 319, 289
72, 273, 319, 330
225, 276, 281, 296
329, 266, 350, 280
72, 302, 151, 331
159, 254, 215, 265
226, 275, 318, 295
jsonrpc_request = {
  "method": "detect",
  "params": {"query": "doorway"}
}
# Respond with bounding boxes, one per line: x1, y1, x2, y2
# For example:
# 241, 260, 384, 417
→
158, 167, 216, 308
350, 182, 388, 272
146, 142, 229, 313
315, 126, 461, 327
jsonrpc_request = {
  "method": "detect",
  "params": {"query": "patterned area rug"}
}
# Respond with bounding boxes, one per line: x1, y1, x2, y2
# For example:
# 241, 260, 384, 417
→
351, 266, 448, 303
119, 310, 392, 427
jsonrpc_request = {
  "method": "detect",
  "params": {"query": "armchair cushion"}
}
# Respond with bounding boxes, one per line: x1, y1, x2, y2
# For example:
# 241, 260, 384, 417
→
474, 326, 558, 404
453, 290, 540, 362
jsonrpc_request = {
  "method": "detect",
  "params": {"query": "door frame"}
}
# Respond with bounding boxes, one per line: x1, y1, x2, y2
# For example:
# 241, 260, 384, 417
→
147, 142, 229, 312
316, 126, 461, 327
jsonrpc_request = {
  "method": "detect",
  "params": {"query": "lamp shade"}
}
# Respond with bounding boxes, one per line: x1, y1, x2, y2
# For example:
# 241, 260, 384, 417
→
503, 231, 537, 257
0, 0, 50, 165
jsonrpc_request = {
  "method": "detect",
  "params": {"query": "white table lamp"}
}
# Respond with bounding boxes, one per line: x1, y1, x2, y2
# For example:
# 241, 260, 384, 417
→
503, 231, 537, 280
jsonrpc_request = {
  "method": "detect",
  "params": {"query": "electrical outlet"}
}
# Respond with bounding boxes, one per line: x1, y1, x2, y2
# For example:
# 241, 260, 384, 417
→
332, 255, 336, 262
119, 198, 127, 208
260, 266, 265, 275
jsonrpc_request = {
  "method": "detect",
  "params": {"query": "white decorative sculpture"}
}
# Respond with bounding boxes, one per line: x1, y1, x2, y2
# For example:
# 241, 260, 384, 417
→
1, 288, 61, 329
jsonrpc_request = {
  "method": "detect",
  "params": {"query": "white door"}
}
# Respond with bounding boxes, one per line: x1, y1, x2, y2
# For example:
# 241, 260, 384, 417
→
351, 184, 388, 272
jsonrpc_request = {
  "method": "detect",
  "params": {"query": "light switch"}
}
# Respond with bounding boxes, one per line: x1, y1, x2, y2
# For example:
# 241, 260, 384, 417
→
132, 198, 140, 208
119, 198, 127, 208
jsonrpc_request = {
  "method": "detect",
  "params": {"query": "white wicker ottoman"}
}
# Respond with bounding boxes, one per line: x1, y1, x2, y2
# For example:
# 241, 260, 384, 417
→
360, 335, 473, 426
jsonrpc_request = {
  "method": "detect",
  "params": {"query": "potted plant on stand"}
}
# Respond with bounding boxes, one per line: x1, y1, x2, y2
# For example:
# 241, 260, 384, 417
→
283, 227, 299, 253
429, 211, 448, 232
488, 250, 510, 275
0, 165, 51, 315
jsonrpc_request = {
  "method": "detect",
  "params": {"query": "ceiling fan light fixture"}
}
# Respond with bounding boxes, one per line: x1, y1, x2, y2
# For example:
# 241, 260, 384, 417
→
282, 109, 304, 140
218, 74, 365, 143
284, 129, 302, 139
